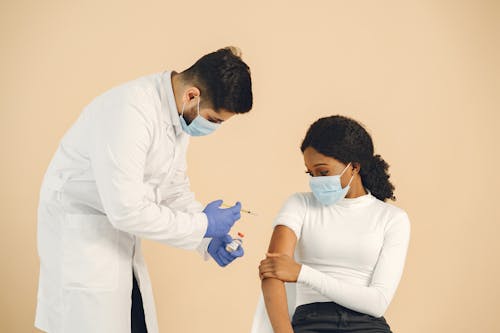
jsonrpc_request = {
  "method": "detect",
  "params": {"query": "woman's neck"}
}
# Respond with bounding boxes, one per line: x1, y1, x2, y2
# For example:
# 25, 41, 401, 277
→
345, 177, 367, 198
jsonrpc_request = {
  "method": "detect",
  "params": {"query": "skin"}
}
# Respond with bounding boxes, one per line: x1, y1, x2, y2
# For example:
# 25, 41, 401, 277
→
259, 147, 368, 333
171, 72, 235, 124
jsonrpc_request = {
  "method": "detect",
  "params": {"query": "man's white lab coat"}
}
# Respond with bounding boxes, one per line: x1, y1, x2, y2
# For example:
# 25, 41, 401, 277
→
35, 71, 210, 333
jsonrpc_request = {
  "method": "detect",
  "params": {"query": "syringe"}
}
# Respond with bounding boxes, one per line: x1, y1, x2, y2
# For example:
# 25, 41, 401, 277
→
221, 203, 258, 216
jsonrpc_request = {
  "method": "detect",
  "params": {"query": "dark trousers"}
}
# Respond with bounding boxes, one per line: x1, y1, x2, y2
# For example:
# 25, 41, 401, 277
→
292, 302, 393, 333
131, 274, 148, 333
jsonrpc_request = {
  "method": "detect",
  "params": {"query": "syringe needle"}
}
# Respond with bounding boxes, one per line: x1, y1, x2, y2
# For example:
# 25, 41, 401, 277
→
221, 203, 258, 216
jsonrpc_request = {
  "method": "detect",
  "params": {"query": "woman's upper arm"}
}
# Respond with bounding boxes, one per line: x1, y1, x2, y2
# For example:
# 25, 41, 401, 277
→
267, 225, 298, 257
268, 193, 307, 256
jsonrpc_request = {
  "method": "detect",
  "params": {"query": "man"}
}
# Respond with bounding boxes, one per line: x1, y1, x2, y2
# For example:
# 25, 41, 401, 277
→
35, 47, 253, 333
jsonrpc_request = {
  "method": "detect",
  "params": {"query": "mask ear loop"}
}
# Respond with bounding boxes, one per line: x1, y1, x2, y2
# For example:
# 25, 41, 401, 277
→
180, 95, 200, 119
181, 101, 186, 117
340, 162, 352, 176
347, 173, 355, 187
341, 162, 355, 188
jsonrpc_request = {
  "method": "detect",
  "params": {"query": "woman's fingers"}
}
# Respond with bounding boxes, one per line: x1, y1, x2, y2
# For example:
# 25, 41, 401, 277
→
259, 255, 289, 280
261, 272, 278, 279
258, 263, 273, 273
259, 257, 284, 270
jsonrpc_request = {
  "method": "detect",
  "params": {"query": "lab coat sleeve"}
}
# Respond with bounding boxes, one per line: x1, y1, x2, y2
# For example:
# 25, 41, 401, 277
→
297, 212, 410, 317
158, 135, 203, 213
88, 87, 208, 250
158, 139, 211, 259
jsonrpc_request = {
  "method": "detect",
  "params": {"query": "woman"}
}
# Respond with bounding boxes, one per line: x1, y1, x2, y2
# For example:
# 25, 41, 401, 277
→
259, 115, 410, 333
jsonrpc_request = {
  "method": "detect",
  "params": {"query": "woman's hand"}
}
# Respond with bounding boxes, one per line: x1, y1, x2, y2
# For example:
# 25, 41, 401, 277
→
259, 253, 302, 282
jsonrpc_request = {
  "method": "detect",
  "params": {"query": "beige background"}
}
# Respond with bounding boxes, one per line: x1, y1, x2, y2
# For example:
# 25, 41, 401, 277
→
1, 0, 499, 332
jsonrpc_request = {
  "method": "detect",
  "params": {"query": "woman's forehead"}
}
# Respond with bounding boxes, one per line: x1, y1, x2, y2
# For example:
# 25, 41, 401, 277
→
303, 147, 343, 167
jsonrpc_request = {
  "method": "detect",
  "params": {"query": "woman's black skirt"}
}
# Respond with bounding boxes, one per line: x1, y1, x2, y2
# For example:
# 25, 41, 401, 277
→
292, 302, 393, 333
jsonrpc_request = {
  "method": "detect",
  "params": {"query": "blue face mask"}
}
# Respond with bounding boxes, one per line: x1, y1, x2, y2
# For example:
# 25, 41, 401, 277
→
179, 97, 220, 136
309, 162, 355, 206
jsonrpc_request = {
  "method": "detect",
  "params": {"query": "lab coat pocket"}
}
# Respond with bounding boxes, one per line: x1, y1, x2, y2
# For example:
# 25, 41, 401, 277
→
62, 214, 119, 291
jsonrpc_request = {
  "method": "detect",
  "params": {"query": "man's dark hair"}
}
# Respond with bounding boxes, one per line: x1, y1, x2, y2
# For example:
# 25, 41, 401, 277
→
181, 46, 253, 114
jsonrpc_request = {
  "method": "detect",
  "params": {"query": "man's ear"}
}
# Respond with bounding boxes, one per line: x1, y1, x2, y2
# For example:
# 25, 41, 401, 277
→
184, 87, 201, 103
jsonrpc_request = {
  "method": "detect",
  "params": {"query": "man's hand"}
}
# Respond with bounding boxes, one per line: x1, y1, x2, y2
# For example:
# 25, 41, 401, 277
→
203, 200, 241, 238
208, 234, 244, 267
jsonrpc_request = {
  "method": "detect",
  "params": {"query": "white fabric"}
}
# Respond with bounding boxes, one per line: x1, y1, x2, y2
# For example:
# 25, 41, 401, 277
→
272, 191, 410, 318
35, 71, 211, 333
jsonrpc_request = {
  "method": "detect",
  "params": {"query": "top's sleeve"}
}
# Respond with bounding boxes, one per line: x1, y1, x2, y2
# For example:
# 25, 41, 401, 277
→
297, 211, 411, 317
88, 87, 207, 250
273, 193, 308, 239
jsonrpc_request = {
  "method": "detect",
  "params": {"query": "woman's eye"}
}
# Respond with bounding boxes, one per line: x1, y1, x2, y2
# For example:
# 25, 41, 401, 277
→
319, 170, 329, 176
305, 171, 313, 176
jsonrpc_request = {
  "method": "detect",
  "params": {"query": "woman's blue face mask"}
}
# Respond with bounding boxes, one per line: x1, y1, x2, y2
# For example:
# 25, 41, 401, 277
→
309, 162, 354, 206
180, 97, 220, 136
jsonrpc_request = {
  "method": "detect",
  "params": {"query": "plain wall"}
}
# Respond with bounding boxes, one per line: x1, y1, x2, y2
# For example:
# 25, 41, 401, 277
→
1, 0, 499, 332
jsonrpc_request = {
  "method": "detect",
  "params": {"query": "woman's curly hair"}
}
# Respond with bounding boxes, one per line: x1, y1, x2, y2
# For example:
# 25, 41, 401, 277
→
300, 115, 395, 201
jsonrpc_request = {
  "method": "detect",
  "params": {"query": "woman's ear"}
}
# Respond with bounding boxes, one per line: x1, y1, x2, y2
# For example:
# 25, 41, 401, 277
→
352, 162, 361, 174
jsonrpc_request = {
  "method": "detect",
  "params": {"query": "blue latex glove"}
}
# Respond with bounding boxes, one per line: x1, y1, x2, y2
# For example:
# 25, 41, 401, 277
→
203, 200, 241, 238
208, 234, 244, 267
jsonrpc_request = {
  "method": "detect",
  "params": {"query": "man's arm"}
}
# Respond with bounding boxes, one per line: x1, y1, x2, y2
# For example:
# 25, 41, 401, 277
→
156, 135, 213, 257
88, 87, 207, 250
158, 135, 203, 213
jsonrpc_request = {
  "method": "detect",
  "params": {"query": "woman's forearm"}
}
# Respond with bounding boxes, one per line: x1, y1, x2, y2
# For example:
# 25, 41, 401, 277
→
261, 277, 294, 333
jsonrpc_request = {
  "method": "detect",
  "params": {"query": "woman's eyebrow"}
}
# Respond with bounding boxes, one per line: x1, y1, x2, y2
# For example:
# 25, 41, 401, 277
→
313, 163, 329, 167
